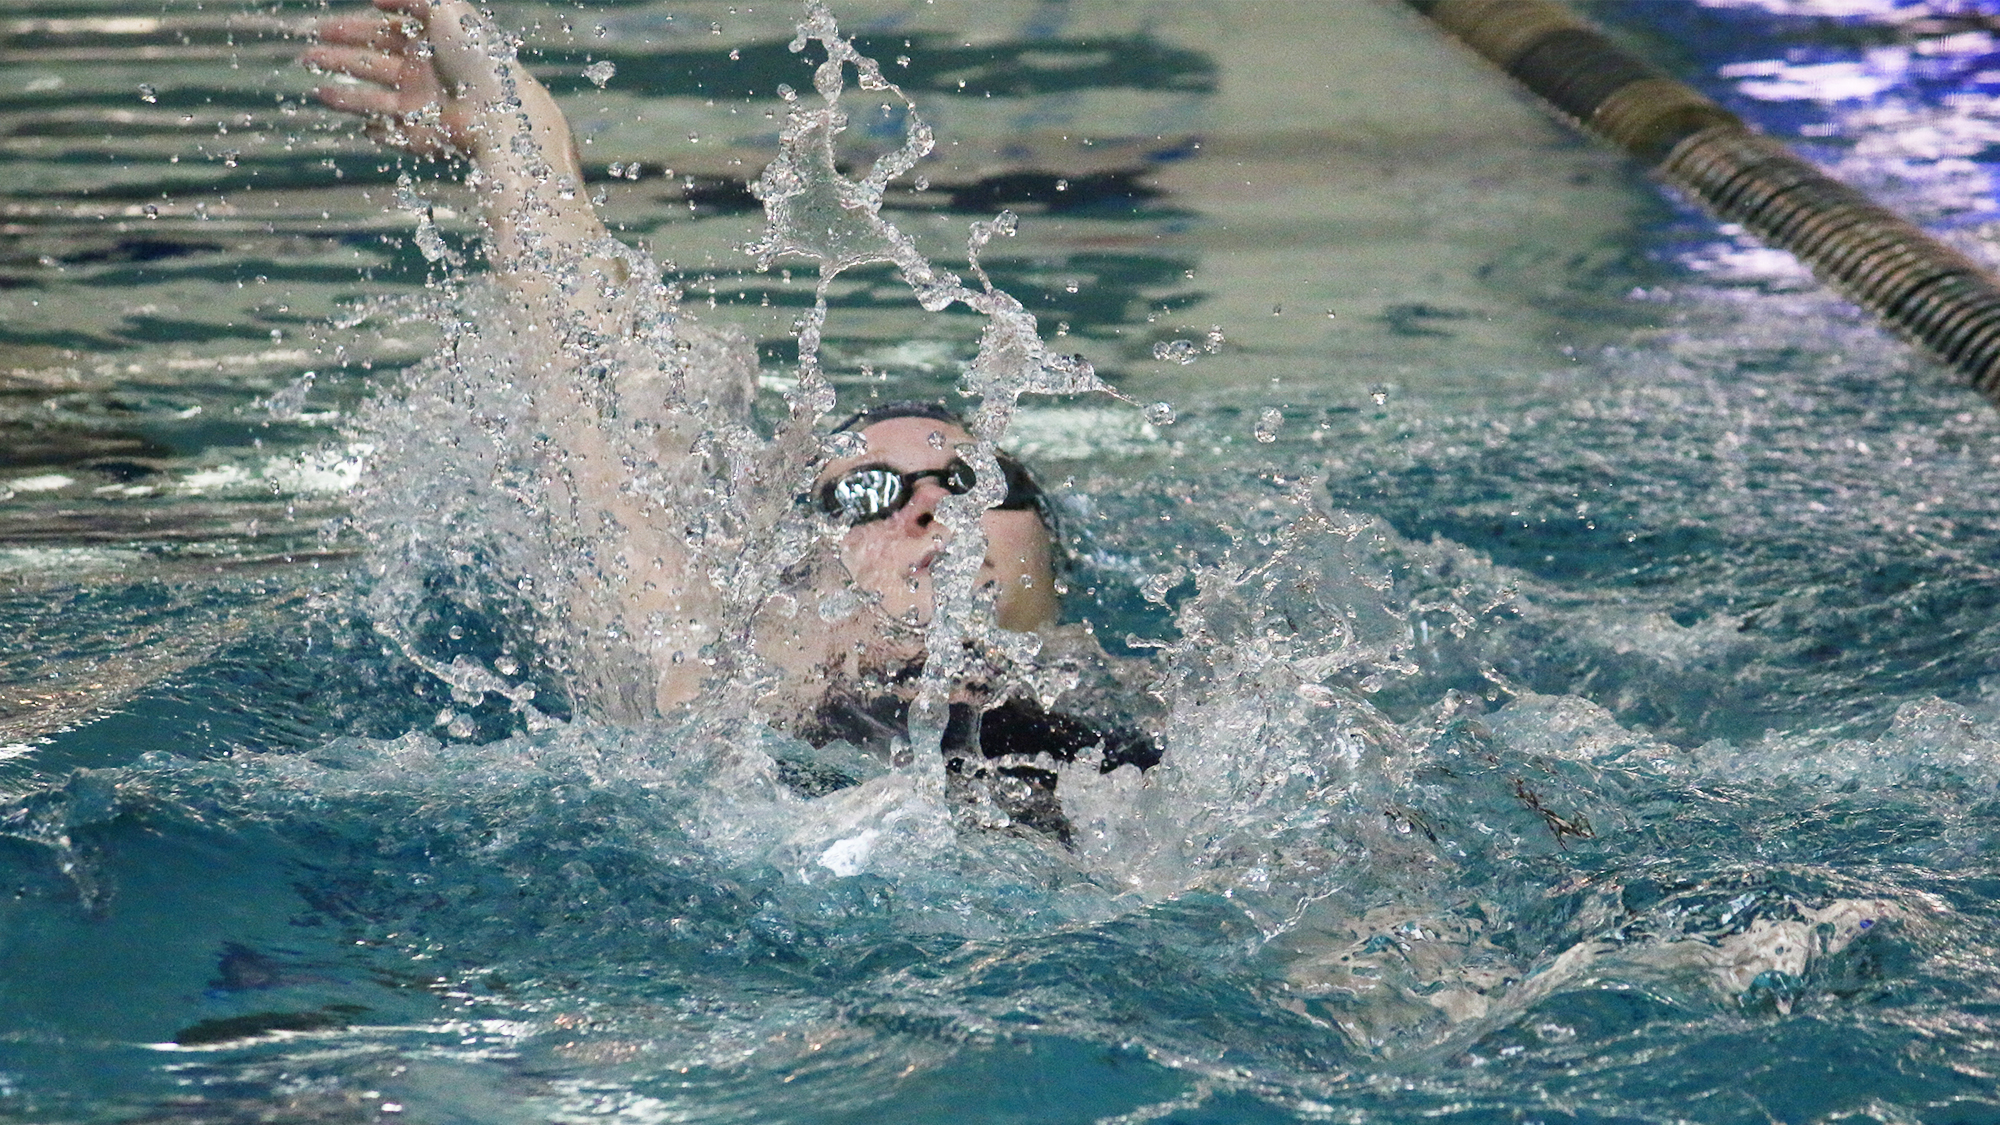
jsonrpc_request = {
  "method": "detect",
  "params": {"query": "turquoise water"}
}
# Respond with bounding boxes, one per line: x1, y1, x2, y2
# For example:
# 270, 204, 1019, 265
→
10, 1, 2000, 1121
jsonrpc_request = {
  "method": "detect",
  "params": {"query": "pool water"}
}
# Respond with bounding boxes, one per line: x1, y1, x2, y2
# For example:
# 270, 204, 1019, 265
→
9, 1, 2000, 1122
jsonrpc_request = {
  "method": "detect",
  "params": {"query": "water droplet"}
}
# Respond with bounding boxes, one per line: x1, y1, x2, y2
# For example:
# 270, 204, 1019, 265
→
1063, 279, 1079, 294
1203, 325, 1225, 353
1055, 178, 1068, 192
1370, 385, 1389, 405
823, 430, 868, 458
413, 218, 449, 262
896, 54, 912, 67
777, 83, 797, 101
1271, 303, 1284, 316
447, 625, 465, 640
1254, 407, 1282, 443
927, 430, 946, 449
266, 368, 318, 421
137, 84, 157, 104
728, 48, 741, 61
495, 655, 519, 676
1152, 339, 1199, 365
1139, 565, 1185, 604
1144, 401, 1177, 426
142, 204, 159, 219
583, 60, 616, 88
818, 588, 861, 623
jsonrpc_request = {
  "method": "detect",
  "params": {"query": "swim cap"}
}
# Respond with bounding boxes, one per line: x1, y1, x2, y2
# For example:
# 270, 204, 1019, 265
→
831, 399, 967, 433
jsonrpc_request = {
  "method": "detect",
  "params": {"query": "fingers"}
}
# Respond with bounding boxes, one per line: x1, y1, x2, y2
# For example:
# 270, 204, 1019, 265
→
371, 0, 442, 18
310, 81, 402, 120
300, 43, 407, 88
369, 0, 472, 45
298, 0, 510, 158
360, 116, 438, 155
310, 11, 410, 50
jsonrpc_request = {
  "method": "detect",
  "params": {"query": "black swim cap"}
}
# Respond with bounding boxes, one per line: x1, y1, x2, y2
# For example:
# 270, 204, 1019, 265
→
831, 399, 967, 433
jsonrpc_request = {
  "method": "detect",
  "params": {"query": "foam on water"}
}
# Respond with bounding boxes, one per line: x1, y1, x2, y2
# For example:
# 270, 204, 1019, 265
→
10, 580, 1996, 1118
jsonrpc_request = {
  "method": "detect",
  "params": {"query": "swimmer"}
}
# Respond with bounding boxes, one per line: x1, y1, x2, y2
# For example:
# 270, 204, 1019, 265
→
301, 0, 1157, 833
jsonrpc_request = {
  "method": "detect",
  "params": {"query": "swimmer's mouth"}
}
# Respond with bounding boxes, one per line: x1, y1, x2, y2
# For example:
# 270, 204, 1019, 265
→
910, 549, 998, 576
910, 545, 1001, 575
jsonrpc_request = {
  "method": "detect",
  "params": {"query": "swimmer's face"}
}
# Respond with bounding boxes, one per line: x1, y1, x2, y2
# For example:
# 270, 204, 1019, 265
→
814, 417, 1059, 633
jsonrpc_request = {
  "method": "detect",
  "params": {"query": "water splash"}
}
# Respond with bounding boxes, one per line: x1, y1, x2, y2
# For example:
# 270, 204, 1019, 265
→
747, 0, 1137, 744
341, 2, 1462, 931
347, 243, 769, 723
325, 6, 1958, 990
11, 2, 2000, 1120
1254, 406, 1283, 443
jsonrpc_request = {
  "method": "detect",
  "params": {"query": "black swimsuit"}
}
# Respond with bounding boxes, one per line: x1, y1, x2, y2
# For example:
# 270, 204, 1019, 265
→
795, 694, 1160, 843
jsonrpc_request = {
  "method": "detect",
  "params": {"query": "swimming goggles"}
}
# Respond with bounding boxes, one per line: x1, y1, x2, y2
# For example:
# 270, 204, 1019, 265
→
814, 456, 1044, 526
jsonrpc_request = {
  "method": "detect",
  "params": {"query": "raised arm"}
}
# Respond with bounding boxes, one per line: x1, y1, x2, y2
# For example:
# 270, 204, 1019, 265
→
303, 0, 606, 293
305, 1, 729, 714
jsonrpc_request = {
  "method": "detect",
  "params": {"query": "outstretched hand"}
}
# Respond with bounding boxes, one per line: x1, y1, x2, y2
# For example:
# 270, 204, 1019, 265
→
301, 0, 609, 324
301, 0, 513, 159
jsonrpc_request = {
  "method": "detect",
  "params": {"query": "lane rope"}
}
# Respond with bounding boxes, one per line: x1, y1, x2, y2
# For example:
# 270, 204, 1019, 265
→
1407, 0, 2000, 400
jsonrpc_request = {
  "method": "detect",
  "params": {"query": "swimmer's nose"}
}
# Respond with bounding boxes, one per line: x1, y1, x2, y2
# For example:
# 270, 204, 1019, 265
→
894, 477, 952, 535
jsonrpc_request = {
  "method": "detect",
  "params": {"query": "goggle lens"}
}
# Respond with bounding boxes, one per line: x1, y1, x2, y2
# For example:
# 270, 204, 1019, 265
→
817, 459, 1037, 525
